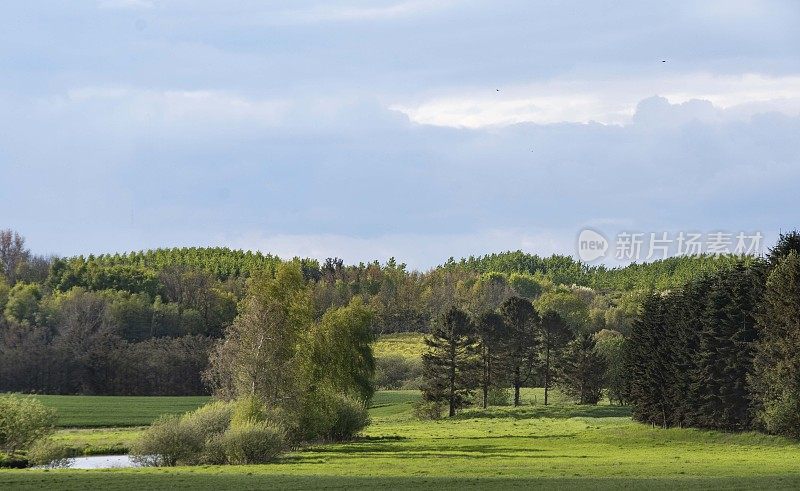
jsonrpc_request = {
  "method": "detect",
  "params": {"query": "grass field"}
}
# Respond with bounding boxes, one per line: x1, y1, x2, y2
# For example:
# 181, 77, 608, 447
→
372, 332, 426, 360
4, 389, 800, 489
36, 395, 210, 428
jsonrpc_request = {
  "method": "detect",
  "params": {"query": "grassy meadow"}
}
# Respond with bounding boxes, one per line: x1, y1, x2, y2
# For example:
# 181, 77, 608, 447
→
37, 395, 210, 428
2, 389, 800, 489
371, 332, 427, 360
3, 336, 800, 489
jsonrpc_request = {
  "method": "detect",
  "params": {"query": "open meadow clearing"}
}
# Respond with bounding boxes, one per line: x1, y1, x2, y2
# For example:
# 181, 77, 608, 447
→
2, 390, 800, 489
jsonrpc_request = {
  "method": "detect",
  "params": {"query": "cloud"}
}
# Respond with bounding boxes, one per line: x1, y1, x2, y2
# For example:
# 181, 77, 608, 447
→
393, 74, 800, 128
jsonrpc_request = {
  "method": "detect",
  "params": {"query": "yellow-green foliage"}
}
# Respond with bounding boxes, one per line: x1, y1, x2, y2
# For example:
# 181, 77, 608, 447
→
372, 333, 426, 361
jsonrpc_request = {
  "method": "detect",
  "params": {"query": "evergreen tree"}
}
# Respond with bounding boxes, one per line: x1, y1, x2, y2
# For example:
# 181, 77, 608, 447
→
750, 251, 800, 437
422, 307, 480, 417
691, 264, 763, 430
558, 333, 606, 405
767, 230, 800, 268
475, 311, 507, 408
499, 297, 540, 406
626, 293, 669, 425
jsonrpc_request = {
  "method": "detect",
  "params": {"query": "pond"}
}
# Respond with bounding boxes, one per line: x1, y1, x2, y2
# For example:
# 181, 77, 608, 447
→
67, 454, 140, 469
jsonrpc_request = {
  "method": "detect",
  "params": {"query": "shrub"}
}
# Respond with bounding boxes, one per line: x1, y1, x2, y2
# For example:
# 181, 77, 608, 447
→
375, 356, 422, 389
182, 400, 234, 436
0, 394, 57, 453
328, 396, 370, 441
231, 395, 268, 427
761, 387, 800, 438
130, 415, 204, 467
295, 390, 370, 442
413, 400, 444, 420
400, 376, 424, 390
26, 439, 73, 468
219, 421, 285, 465
487, 388, 512, 406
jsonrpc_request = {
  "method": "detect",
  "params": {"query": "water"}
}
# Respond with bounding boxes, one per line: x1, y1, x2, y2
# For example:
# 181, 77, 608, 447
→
66, 454, 140, 469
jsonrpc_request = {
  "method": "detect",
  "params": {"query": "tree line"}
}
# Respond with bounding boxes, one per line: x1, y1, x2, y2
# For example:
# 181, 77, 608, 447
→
625, 231, 800, 438
0, 227, 760, 396
420, 296, 619, 417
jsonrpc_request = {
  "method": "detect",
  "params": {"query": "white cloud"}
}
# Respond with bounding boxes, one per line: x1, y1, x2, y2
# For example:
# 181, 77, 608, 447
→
393, 73, 800, 128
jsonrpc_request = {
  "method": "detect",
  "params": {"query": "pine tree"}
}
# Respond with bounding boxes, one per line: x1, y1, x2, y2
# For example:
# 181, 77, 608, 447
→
750, 251, 800, 437
475, 311, 507, 409
626, 293, 668, 425
499, 297, 540, 406
691, 264, 763, 430
422, 307, 481, 417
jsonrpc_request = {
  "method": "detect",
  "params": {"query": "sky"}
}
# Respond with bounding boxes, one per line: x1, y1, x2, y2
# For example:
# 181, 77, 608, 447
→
1, 0, 799, 269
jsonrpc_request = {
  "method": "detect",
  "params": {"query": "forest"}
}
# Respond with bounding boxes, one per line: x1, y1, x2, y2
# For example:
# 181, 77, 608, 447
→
0, 228, 749, 397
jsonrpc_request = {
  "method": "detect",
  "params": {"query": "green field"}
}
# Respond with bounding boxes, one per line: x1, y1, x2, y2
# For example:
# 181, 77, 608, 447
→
4, 389, 800, 489
35, 395, 210, 428
372, 332, 426, 360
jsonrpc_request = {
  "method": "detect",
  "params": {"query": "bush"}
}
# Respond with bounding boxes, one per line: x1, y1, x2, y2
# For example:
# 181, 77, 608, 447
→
761, 388, 800, 438
487, 388, 512, 406
26, 439, 73, 468
132, 399, 289, 466
413, 400, 444, 420
295, 390, 370, 442
375, 356, 422, 389
182, 400, 234, 436
0, 394, 57, 454
328, 396, 370, 441
130, 415, 204, 467
219, 421, 285, 465
231, 395, 268, 427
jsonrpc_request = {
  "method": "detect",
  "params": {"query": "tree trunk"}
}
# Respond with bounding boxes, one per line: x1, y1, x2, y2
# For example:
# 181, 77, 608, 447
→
482, 350, 489, 409
514, 366, 521, 406
544, 345, 550, 406
449, 339, 457, 417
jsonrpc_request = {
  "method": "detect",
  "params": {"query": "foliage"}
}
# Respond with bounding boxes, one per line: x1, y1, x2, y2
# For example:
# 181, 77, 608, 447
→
539, 311, 574, 405
303, 297, 376, 402
218, 421, 285, 465
130, 415, 205, 466
486, 387, 512, 406
421, 307, 481, 416
0, 394, 57, 453
3, 282, 41, 324
500, 297, 540, 406
625, 260, 766, 430
593, 329, 627, 405
375, 355, 422, 389
204, 261, 313, 402
750, 252, 800, 437
557, 333, 606, 404
26, 439, 73, 468
412, 400, 444, 420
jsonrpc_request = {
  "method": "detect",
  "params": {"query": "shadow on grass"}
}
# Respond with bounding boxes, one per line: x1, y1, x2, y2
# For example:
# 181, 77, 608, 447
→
5, 472, 800, 490
453, 404, 632, 421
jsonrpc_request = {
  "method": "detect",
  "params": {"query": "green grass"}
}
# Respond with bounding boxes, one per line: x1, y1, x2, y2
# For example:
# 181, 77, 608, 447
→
35, 395, 209, 428
372, 332, 426, 360
4, 390, 800, 489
